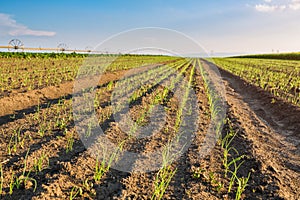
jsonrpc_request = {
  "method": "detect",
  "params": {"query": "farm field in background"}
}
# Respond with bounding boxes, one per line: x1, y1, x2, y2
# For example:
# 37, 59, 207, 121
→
0, 52, 299, 199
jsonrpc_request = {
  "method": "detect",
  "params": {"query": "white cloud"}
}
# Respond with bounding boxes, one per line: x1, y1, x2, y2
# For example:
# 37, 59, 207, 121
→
254, 0, 300, 12
255, 4, 278, 12
289, 0, 300, 10
0, 13, 56, 36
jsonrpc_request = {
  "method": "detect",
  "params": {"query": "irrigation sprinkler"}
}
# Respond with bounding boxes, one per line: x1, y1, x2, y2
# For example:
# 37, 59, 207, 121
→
57, 43, 68, 52
8, 39, 24, 52
85, 46, 93, 53
0, 41, 111, 54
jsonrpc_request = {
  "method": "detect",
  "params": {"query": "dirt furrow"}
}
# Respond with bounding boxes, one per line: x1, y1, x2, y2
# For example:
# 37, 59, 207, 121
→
203, 60, 300, 199
0, 70, 128, 124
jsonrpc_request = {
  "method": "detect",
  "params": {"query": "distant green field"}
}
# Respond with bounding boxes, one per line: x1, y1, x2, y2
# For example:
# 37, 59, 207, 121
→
0, 52, 176, 59
231, 52, 300, 60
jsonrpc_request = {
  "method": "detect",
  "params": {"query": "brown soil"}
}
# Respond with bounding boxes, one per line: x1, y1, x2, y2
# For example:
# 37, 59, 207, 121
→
0, 70, 128, 125
0, 59, 299, 199
202, 60, 300, 199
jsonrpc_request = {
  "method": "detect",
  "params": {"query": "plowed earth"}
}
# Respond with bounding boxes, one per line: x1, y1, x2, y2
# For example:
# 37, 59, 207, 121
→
0, 59, 299, 199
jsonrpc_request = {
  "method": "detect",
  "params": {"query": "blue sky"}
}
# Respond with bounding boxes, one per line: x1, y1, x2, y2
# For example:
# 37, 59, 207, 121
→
0, 0, 300, 55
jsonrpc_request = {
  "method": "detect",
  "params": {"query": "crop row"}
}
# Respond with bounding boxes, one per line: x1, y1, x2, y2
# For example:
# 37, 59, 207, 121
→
0, 55, 178, 95
0, 58, 190, 198
196, 59, 251, 199
0, 57, 251, 199
213, 58, 300, 106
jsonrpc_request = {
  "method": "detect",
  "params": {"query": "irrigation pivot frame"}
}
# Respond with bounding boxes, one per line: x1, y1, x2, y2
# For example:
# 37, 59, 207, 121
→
0, 39, 103, 53
57, 43, 68, 52
8, 39, 24, 52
